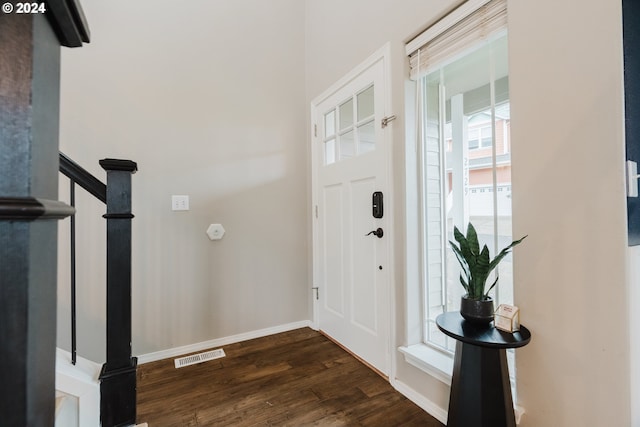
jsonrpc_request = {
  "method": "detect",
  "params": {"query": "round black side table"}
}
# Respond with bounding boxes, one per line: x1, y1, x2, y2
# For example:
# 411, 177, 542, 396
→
436, 312, 531, 427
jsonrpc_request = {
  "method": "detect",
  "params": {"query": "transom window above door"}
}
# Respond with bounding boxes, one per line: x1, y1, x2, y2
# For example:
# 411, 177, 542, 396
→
323, 85, 375, 165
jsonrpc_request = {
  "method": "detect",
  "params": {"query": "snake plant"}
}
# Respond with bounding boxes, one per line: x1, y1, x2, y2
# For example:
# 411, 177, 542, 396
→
449, 223, 527, 300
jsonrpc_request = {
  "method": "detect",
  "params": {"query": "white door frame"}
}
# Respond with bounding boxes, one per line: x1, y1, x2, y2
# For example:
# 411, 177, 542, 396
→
310, 42, 394, 376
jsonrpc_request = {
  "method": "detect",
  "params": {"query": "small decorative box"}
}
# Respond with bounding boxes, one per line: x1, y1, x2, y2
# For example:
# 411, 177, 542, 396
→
494, 304, 520, 333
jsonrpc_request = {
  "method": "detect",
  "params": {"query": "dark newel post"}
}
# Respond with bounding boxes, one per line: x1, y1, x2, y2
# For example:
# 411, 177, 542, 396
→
98, 159, 138, 427
0, 14, 71, 427
624, 0, 640, 245
0, 3, 87, 426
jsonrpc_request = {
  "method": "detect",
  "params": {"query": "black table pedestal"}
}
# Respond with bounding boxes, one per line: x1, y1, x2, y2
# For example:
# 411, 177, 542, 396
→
448, 341, 515, 427
436, 312, 531, 427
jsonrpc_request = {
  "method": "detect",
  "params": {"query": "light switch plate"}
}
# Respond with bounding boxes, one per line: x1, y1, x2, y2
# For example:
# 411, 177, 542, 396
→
172, 195, 189, 211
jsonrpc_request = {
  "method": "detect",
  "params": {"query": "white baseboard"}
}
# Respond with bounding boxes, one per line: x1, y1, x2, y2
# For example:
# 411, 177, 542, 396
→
136, 320, 312, 364
392, 378, 526, 425
392, 379, 448, 425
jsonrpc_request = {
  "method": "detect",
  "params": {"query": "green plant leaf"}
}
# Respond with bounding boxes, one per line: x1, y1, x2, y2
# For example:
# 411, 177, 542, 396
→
450, 223, 528, 300
449, 240, 471, 282
453, 225, 465, 245
468, 245, 490, 298
487, 235, 528, 274
485, 275, 499, 296
454, 226, 476, 271
466, 223, 480, 256
449, 240, 469, 277
459, 273, 469, 294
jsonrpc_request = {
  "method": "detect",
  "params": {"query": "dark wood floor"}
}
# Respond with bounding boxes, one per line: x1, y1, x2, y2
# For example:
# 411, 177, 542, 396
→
137, 328, 443, 426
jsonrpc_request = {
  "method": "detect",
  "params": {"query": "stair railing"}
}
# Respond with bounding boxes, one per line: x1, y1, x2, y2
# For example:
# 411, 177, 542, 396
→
58, 152, 138, 427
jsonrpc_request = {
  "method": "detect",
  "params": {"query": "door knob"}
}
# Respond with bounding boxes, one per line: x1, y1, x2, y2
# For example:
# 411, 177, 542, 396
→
366, 228, 384, 238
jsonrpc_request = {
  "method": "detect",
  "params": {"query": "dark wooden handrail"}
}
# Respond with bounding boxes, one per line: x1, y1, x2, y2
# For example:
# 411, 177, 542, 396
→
59, 152, 106, 203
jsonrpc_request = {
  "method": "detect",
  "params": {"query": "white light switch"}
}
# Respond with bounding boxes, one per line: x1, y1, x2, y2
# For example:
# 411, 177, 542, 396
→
172, 195, 189, 211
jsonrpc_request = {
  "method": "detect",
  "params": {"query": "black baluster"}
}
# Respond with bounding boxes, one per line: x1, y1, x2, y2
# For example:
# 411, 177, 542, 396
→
70, 180, 77, 366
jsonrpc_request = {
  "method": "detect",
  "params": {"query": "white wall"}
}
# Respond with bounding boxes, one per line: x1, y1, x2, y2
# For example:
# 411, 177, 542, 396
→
57, 0, 309, 360
306, 0, 633, 426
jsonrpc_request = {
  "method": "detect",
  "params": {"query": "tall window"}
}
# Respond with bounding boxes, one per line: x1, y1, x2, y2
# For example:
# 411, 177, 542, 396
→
402, 0, 513, 374
419, 32, 513, 353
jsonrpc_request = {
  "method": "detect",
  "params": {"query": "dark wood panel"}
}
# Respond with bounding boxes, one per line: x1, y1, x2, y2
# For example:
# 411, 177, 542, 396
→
45, 0, 90, 47
137, 328, 443, 427
0, 12, 64, 426
624, 0, 640, 245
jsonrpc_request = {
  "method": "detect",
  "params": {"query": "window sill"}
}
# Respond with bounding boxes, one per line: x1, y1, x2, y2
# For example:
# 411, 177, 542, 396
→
398, 343, 453, 386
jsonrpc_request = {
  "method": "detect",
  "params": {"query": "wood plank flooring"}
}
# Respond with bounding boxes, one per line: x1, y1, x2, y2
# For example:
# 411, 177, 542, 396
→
137, 328, 444, 426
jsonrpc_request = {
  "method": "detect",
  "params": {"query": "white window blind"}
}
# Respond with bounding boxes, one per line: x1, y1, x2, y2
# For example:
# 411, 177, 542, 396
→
406, 0, 507, 80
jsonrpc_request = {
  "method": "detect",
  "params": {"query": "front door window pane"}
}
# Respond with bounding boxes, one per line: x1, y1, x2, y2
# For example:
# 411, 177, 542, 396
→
322, 85, 376, 165
357, 86, 375, 122
358, 121, 376, 154
324, 110, 337, 165
325, 110, 336, 138
339, 99, 354, 130
340, 130, 355, 160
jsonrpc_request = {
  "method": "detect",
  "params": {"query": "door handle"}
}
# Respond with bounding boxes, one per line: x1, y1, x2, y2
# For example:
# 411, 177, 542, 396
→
366, 228, 384, 238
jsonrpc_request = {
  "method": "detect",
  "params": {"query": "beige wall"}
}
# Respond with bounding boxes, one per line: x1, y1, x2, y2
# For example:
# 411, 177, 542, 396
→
56, 0, 636, 425
509, 1, 630, 425
306, 0, 632, 425
57, 0, 308, 361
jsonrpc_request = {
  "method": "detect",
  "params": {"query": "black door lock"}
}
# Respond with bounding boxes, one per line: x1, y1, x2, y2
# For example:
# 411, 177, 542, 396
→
372, 191, 383, 218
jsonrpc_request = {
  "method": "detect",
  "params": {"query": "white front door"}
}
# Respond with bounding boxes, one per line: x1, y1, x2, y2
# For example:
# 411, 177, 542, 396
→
312, 53, 391, 375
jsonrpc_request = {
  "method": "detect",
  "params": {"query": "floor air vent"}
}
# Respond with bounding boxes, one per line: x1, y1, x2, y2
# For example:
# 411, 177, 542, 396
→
174, 348, 226, 368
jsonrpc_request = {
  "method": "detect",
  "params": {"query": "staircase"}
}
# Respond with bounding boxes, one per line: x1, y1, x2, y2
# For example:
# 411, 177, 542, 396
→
0, 3, 141, 424
58, 153, 138, 426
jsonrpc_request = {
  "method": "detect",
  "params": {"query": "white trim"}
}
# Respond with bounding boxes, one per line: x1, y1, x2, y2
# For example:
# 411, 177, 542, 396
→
398, 344, 453, 385
381, 40, 397, 386
55, 348, 101, 427
310, 95, 320, 332
405, 0, 491, 55
392, 379, 448, 425
628, 246, 640, 427
136, 320, 311, 364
